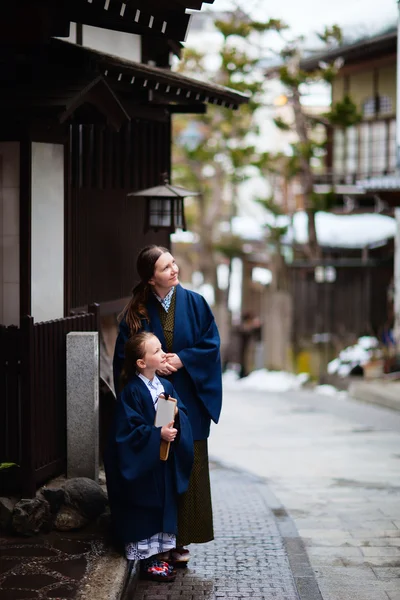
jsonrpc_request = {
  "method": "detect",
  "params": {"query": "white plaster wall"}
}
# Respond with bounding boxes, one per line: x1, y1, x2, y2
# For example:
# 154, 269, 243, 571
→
82, 25, 141, 62
63, 22, 77, 44
0, 142, 20, 326
60, 23, 141, 63
31, 143, 64, 322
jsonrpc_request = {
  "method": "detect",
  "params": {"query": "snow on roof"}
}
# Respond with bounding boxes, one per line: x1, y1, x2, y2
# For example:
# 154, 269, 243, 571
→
285, 211, 396, 249
175, 211, 396, 249
228, 211, 396, 248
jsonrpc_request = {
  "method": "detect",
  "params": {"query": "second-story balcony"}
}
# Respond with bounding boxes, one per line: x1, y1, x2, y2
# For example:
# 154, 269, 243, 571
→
314, 117, 396, 196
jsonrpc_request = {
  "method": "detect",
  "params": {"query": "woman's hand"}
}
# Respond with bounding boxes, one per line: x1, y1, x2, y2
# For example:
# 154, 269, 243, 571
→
165, 353, 183, 370
161, 421, 177, 442
156, 363, 177, 376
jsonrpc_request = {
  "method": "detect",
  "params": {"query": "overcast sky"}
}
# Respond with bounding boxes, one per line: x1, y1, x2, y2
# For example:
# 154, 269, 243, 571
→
205, 0, 397, 38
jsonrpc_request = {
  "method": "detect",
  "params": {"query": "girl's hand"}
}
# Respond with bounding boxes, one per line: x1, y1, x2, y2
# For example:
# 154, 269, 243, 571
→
161, 421, 178, 442
165, 353, 183, 370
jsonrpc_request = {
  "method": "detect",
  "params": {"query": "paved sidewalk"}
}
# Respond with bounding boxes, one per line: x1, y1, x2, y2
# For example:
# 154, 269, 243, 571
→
348, 380, 400, 412
210, 385, 400, 600
129, 462, 321, 600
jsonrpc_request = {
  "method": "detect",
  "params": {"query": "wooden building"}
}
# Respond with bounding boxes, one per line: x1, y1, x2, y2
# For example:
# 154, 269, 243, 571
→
301, 27, 398, 212
0, 0, 249, 495
274, 28, 399, 375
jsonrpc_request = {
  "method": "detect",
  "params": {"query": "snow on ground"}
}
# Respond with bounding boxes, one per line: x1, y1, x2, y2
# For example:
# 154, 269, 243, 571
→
327, 335, 380, 377
223, 369, 350, 398
223, 369, 309, 392
314, 384, 342, 396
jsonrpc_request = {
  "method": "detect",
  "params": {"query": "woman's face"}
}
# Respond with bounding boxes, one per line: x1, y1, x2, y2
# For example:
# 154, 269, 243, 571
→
149, 252, 179, 293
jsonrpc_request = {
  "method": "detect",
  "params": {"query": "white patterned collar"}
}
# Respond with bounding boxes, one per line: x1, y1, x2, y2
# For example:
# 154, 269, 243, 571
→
137, 373, 164, 406
153, 286, 175, 312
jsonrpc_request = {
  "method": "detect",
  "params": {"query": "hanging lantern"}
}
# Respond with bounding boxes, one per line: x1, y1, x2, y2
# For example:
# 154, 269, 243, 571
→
128, 179, 199, 232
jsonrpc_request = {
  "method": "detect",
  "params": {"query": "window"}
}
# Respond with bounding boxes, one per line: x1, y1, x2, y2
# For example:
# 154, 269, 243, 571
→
333, 129, 345, 176
346, 126, 358, 176
362, 95, 393, 117
389, 119, 396, 172
379, 95, 392, 115
363, 97, 375, 117
370, 121, 386, 174
359, 123, 370, 177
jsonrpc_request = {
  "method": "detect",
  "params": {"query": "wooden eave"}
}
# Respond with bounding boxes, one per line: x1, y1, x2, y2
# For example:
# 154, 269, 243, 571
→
300, 28, 397, 72
64, 0, 215, 42
0, 75, 130, 130
0, 0, 215, 45
52, 39, 250, 110
67, 1, 190, 42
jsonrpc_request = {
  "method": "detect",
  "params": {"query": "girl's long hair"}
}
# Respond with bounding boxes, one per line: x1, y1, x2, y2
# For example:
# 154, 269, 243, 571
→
120, 332, 156, 390
119, 245, 169, 335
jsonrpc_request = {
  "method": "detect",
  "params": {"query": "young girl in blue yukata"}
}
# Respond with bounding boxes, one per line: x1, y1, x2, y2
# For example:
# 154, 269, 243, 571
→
104, 331, 194, 582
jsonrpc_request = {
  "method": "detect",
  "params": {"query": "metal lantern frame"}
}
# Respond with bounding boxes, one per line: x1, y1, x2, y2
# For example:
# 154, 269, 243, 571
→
128, 181, 200, 233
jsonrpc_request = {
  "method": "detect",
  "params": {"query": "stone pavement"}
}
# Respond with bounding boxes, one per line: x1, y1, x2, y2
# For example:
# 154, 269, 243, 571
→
209, 385, 400, 600
0, 531, 102, 600
0, 529, 130, 600
129, 462, 322, 600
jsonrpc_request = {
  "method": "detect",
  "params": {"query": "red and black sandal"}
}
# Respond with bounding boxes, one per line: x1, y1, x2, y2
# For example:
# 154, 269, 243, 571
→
140, 558, 177, 582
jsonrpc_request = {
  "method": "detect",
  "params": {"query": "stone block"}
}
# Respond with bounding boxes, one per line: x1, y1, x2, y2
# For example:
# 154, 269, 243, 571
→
67, 332, 99, 481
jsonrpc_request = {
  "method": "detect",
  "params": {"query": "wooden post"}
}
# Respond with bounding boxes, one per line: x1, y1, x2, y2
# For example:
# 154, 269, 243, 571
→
88, 303, 100, 333
20, 315, 36, 498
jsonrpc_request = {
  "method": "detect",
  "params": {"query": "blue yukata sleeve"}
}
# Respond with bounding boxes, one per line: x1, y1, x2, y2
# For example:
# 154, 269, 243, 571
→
114, 385, 161, 482
177, 297, 223, 425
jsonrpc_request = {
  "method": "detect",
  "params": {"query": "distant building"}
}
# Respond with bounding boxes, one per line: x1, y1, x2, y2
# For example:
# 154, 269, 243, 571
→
302, 27, 397, 212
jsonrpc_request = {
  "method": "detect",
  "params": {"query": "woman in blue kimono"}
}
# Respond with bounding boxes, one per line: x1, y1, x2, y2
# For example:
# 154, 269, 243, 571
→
113, 245, 222, 566
105, 331, 193, 582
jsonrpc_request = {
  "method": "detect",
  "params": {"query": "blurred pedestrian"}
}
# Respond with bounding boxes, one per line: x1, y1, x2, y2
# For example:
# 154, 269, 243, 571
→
238, 312, 262, 378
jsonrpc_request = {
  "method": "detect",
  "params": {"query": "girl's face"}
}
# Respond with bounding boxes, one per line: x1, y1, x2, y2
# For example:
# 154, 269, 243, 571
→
148, 252, 179, 292
140, 335, 167, 371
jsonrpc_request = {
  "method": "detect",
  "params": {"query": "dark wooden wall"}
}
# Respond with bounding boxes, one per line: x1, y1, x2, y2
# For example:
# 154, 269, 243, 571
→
65, 118, 171, 313
0, 308, 99, 497
289, 262, 393, 345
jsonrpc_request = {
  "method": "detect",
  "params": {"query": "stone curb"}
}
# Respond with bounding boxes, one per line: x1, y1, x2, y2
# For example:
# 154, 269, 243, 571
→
76, 549, 136, 600
257, 481, 324, 600
348, 381, 400, 412
209, 456, 324, 600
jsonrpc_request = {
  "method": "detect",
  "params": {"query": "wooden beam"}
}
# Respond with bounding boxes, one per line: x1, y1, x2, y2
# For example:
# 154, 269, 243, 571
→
116, 100, 170, 122
168, 104, 207, 114
59, 77, 130, 131
339, 53, 396, 76
20, 139, 32, 317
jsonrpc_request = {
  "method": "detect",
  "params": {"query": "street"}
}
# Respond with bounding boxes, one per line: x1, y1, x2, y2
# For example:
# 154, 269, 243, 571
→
209, 385, 400, 600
